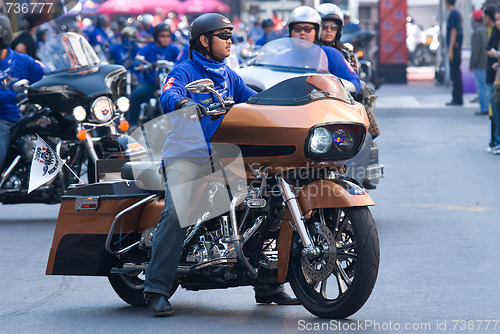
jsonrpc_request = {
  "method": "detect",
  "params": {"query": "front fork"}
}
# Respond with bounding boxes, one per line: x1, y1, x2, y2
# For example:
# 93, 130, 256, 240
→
277, 176, 319, 258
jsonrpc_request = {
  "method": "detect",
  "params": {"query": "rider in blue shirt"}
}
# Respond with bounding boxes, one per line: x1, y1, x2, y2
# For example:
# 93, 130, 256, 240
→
288, 6, 361, 94
0, 16, 44, 170
143, 13, 299, 317
128, 23, 180, 126
109, 26, 140, 69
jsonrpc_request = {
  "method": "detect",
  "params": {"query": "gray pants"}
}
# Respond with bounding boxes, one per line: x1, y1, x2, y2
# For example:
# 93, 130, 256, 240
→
0, 119, 13, 172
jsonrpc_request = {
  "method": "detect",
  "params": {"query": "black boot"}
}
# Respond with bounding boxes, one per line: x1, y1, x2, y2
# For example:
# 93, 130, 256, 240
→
144, 292, 174, 317
255, 291, 300, 305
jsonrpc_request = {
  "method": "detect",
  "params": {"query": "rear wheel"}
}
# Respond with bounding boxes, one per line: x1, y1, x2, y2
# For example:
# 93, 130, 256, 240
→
108, 272, 179, 306
288, 207, 379, 318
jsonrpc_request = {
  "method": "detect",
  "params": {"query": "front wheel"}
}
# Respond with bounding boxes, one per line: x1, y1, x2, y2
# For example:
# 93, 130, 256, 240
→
288, 207, 379, 318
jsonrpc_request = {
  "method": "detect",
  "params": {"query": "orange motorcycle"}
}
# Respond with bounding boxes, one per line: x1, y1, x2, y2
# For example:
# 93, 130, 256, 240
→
46, 72, 379, 318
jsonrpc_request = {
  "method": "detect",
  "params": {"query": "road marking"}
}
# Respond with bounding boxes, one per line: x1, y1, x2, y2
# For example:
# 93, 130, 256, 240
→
414, 204, 488, 212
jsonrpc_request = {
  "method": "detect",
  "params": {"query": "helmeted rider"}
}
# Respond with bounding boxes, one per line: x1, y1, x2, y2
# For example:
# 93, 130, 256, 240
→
0, 16, 44, 171
109, 26, 140, 69
317, 3, 358, 73
143, 13, 299, 317
288, 6, 361, 94
254, 18, 277, 46
128, 23, 180, 127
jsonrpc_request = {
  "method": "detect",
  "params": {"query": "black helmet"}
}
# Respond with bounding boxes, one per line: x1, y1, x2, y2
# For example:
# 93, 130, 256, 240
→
317, 3, 344, 40
153, 23, 172, 45
0, 16, 13, 51
261, 18, 275, 29
188, 13, 233, 44
96, 14, 109, 28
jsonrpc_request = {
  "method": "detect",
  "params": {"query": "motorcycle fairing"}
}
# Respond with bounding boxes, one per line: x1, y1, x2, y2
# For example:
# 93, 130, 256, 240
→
276, 179, 374, 283
29, 64, 126, 114
247, 75, 354, 106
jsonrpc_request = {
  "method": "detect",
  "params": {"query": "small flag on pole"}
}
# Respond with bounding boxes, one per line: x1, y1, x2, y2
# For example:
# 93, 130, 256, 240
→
28, 135, 64, 194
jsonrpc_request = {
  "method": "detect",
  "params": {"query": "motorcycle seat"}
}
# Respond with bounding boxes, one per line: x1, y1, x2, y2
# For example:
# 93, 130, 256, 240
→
121, 161, 165, 192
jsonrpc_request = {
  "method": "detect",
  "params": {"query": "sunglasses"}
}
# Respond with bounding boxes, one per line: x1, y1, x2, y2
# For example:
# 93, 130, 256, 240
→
212, 31, 233, 40
292, 25, 315, 33
322, 23, 338, 30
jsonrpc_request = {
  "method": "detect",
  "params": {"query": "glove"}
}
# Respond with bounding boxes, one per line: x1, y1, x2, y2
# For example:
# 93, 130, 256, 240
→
175, 97, 207, 121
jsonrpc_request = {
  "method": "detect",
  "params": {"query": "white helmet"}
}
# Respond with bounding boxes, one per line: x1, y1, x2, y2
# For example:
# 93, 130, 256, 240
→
141, 14, 154, 26
317, 3, 344, 40
288, 6, 322, 40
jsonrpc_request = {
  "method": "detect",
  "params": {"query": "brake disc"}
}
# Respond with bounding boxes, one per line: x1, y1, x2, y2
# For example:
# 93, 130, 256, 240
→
300, 222, 337, 282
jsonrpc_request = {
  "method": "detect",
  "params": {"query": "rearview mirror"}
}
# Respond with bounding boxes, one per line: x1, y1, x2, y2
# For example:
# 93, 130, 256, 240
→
12, 79, 31, 92
185, 79, 215, 94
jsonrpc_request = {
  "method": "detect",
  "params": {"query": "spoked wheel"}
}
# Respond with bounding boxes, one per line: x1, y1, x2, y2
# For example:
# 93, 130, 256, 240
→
288, 207, 379, 318
108, 272, 179, 306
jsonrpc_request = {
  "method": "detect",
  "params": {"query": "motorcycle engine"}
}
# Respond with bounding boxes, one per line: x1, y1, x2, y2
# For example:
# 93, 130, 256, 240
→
186, 223, 235, 266
16, 135, 37, 161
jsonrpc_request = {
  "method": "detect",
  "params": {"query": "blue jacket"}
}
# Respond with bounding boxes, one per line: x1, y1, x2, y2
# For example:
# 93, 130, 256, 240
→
137, 42, 180, 85
160, 50, 256, 162
320, 45, 361, 94
0, 49, 44, 123
87, 26, 111, 46
109, 41, 140, 69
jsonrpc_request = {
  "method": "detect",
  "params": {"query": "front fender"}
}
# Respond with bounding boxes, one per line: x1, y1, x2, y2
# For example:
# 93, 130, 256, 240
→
277, 179, 374, 283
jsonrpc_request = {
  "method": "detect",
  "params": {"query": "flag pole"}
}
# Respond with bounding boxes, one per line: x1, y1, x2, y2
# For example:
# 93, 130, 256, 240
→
63, 161, 85, 184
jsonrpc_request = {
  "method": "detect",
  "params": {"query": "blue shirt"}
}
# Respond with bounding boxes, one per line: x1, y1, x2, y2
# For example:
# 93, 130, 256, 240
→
447, 9, 463, 48
160, 50, 256, 162
0, 49, 44, 123
87, 26, 111, 46
320, 45, 361, 94
137, 42, 180, 85
109, 41, 140, 69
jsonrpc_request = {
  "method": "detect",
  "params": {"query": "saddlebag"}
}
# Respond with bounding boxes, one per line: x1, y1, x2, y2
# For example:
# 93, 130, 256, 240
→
46, 180, 160, 276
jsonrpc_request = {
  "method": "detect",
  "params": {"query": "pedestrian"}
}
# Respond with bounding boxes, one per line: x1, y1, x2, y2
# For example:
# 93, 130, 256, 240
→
470, 9, 489, 115
445, 0, 464, 106
143, 13, 299, 317
486, 8, 500, 153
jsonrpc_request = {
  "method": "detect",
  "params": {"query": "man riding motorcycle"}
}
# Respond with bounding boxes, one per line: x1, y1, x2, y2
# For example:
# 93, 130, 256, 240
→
0, 16, 44, 171
144, 13, 299, 317
289, 6, 377, 189
128, 23, 180, 127
287, 6, 360, 94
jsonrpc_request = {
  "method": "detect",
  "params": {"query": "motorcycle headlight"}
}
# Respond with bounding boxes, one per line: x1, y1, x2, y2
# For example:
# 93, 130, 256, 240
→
91, 96, 114, 123
73, 106, 87, 122
305, 124, 366, 161
116, 96, 130, 112
309, 127, 332, 154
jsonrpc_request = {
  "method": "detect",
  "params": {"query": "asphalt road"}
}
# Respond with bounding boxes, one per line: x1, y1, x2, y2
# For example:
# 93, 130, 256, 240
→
1, 86, 500, 333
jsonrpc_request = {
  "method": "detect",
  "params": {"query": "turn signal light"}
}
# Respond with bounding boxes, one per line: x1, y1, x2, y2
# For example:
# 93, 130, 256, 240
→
357, 50, 364, 58
119, 120, 130, 132
77, 129, 87, 141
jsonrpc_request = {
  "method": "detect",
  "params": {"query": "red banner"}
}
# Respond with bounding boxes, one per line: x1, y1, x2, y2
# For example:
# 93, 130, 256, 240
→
379, 0, 408, 65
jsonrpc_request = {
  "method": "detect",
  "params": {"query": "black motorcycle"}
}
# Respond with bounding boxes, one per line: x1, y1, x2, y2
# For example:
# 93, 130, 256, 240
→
134, 56, 174, 126
341, 25, 381, 89
0, 32, 145, 205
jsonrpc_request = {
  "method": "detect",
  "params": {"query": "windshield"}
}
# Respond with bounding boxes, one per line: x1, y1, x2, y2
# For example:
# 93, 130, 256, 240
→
253, 37, 329, 73
41, 32, 101, 73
